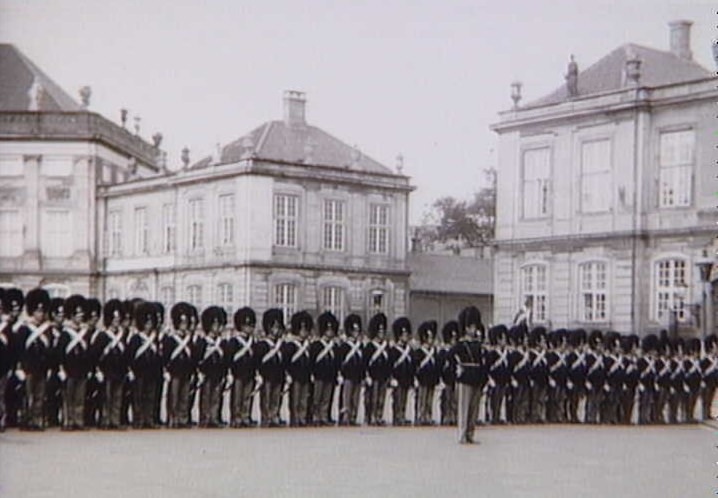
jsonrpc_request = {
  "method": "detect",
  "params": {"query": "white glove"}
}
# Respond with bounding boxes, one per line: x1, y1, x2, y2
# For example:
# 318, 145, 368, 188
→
163, 371, 171, 383
58, 368, 67, 382
127, 371, 135, 382
549, 378, 556, 388
390, 379, 398, 388
226, 374, 235, 387
96, 370, 105, 383
585, 381, 592, 391
566, 380, 574, 390
364, 377, 373, 388
511, 378, 518, 388
15, 369, 26, 382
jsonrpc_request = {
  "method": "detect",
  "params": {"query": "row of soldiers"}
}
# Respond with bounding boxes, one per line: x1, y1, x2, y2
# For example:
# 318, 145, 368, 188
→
0, 287, 715, 432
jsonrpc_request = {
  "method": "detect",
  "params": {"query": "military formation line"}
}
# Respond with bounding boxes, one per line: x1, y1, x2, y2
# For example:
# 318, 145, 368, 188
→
0, 287, 715, 437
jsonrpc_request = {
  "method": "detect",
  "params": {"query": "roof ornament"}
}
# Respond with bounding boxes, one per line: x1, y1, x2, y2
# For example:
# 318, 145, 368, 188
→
181, 147, 190, 169
27, 76, 44, 111
133, 116, 141, 136
79, 86, 91, 108
152, 132, 163, 148
120, 108, 128, 128
510, 81, 522, 109
712, 40, 718, 70
350, 145, 362, 169
565, 54, 578, 98
395, 153, 404, 174
240, 135, 254, 160
624, 48, 642, 87
212, 142, 222, 165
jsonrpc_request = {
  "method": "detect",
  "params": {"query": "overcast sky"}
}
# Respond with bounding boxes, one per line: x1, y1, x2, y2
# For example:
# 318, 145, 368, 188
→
1, 0, 715, 223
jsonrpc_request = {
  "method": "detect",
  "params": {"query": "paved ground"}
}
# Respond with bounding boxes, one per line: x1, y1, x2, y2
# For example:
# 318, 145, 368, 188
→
0, 423, 714, 498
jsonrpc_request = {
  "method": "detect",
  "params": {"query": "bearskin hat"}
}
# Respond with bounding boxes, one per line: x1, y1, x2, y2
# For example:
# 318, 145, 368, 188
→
641, 334, 658, 353
392, 317, 411, 341
619, 335, 635, 354
588, 330, 604, 348
603, 331, 621, 351
668, 337, 684, 354
152, 302, 165, 326
25, 288, 50, 314
290, 310, 314, 334
103, 299, 124, 327
417, 320, 438, 343
49, 297, 65, 320
685, 338, 701, 355
65, 294, 87, 319
458, 306, 482, 333
171, 302, 193, 329
367, 313, 388, 339
508, 325, 526, 346
262, 308, 285, 334
234, 306, 257, 331
705, 334, 718, 351
442, 320, 460, 344
488, 324, 508, 346
201, 306, 226, 332
548, 329, 567, 348
344, 314, 362, 336
528, 326, 548, 348
85, 297, 102, 320
134, 302, 156, 331
318, 311, 339, 335
3, 288, 24, 312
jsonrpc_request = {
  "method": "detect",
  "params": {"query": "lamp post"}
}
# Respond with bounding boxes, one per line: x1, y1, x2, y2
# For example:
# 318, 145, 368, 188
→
696, 250, 713, 341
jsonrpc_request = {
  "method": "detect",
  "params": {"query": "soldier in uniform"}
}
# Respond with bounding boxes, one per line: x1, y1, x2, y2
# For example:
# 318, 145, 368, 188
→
226, 306, 258, 428
282, 311, 312, 427
84, 298, 104, 428
3, 288, 25, 428
337, 314, 365, 426
254, 308, 285, 427
152, 302, 168, 427
310, 311, 339, 426
127, 302, 161, 429
363, 313, 390, 426
653, 335, 672, 424
584, 330, 606, 424
95, 299, 130, 429
196, 306, 227, 428
508, 324, 530, 424
683, 338, 702, 423
451, 306, 486, 444
16, 288, 52, 430
601, 332, 624, 425
120, 299, 138, 427
58, 294, 93, 430
438, 320, 459, 426
44, 297, 65, 428
701, 334, 718, 421
667, 338, 685, 424
0, 288, 10, 431
565, 329, 587, 424
485, 325, 510, 425
528, 326, 549, 424
389, 317, 414, 426
637, 334, 658, 425
619, 335, 639, 425
163, 302, 196, 428
546, 329, 568, 424
412, 320, 440, 426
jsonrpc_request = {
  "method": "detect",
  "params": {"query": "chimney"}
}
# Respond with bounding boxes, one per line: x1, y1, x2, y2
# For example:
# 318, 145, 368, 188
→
668, 20, 692, 60
283, 90, 307, 127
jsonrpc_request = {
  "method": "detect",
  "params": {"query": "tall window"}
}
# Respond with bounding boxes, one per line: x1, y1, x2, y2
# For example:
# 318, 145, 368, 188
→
655, 258, 687, 322
323, 199, 345, 251
579, 262, 608, 322
218, 194, 235, 246
109, 211, 122, 256
274, 194, 298, 247
188, 198, 204, 251
521, 264, 548, 323
274, 283, 296, 323
43, 210, 72, 257
659, 129, 694, 208
0, 209, 22, 257
217, 283, 234, 316
322, 286, 345, 323
134, 207, 148, 255
187, 285, 202, 309
370, 289, 385, 314
368, 204, 389, 254
162, 204, 176, 254
522, 148, 551, 219
581, 140, 611, 213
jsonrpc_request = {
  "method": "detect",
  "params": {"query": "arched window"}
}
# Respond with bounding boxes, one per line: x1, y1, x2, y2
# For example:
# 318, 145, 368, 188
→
321, 286, 345, 324
578, 261, 608, 322
217, 283, 234, 317
520, 264, 548, 323
654, 258, 688, 322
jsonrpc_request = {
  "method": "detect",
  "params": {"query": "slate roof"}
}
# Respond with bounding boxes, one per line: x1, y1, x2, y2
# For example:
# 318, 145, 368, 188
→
526, 43, 713, 108
0, 44, 82, 112
408, 253, 493, 295
191, 120, 393, 174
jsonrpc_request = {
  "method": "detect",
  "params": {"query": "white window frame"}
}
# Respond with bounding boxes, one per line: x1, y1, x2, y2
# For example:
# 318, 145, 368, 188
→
134, 206, 148, 255
218, 194, 235, 247
274, 194, 298, 248
274, 283, 297, 323
323, 199, 345, 251
187, 284, 203, 310
162, 203, 176, 254
654, 258, 688, 323
321, 286, 345, 324
217, 283, 234, 317
578, 261, 608, 323
520, 264, 548, 323
658, 129, 694, 208
188, 198, 204, 252
0, 209, 22, 257
368, 204, 389, 254
43, 209, 72, 257
521, 147, 551, 219
109, 210, 122, 256
369, 289, 385, 314
580, 139, 612, 213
